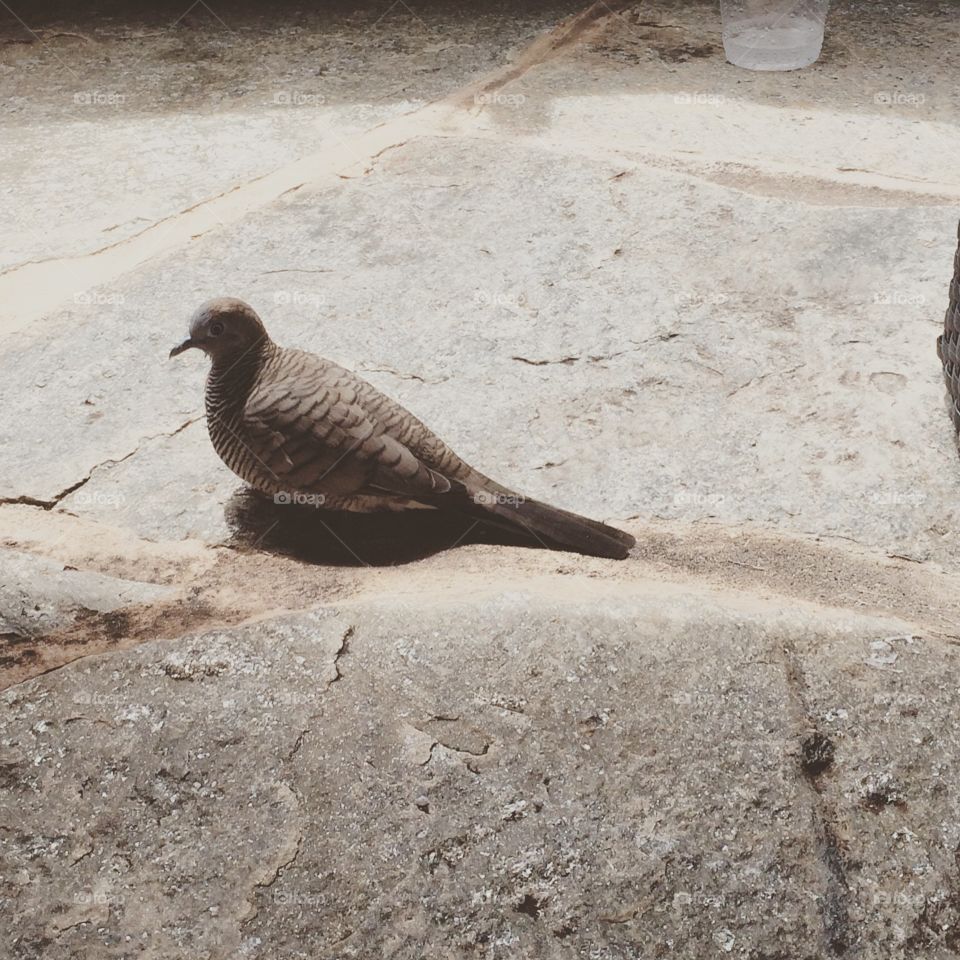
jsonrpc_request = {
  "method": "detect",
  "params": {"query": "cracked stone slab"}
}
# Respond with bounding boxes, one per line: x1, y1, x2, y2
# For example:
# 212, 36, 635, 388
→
6, 2, 958, 562
1, 583, 952, 958
21, 130, 958, 564
0, 308, 200, 504
0, 0, 582, 272
56, 420, 238, 545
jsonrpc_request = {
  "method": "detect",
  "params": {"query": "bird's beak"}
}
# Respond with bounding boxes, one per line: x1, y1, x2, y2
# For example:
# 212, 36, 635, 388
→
169, 337, 196, 358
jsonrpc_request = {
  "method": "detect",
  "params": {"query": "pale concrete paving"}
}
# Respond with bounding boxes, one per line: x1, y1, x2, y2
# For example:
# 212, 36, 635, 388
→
3, 1, 960, 957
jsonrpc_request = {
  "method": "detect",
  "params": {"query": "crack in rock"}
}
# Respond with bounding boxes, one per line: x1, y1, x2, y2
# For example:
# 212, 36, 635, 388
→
781, 638, 855, 957
512, 355, 580, 366
0, 416, 201, 510
357, 364, 449, 384
285, 727, 310, 763
0, 475, 92, 511
511, 335, 668, 368
258, 268, 335, 275
239, 782, 303, 926
327, 625, 354, 687
337, 139, 410, 179
464, 0, 634, 108
416, 716, 493, 773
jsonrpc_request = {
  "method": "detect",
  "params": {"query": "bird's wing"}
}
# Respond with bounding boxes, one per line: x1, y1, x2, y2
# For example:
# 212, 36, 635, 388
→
242, 370, 452, 499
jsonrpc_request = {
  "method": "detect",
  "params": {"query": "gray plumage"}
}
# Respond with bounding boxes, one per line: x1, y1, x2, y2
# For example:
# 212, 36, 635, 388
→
171, 297, 635, 560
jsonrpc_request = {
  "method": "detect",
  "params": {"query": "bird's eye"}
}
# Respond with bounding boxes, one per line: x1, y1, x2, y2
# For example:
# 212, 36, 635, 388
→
209, 321, 225, 337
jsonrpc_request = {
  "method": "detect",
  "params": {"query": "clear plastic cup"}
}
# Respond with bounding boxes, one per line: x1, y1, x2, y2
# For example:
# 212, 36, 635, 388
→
720, 0, 830, 71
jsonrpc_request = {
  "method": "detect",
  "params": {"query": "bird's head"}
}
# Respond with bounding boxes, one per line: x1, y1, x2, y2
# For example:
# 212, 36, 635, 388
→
170, 298, 270, 363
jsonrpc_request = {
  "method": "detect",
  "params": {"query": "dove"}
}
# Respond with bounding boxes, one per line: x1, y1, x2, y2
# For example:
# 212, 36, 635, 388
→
170, 298, 635, 559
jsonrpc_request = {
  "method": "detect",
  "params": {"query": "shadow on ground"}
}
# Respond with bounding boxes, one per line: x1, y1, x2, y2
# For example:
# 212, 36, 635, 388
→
223, 487, 543, 566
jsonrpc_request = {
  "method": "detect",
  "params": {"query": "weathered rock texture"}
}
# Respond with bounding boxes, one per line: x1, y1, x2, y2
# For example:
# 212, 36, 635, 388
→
3, 1, 960, 958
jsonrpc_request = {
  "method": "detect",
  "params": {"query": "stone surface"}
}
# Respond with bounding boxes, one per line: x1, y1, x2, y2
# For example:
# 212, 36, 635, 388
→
4, 1, 960, 957
0, 549, 173, 639
1, 582, 956, 959
7, 131, 957, 559
0, 0, 581, 271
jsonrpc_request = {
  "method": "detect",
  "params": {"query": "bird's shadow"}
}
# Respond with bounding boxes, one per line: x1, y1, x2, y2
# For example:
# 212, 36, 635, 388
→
223, 488, 541, 567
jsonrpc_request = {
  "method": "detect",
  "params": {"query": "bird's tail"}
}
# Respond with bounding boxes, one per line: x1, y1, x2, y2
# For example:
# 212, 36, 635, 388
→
442, 482, 635, 560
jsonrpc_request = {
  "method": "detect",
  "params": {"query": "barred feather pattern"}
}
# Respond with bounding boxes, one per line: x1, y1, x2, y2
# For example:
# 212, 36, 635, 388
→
205, 341, 274, 491
206, 342, 488, 512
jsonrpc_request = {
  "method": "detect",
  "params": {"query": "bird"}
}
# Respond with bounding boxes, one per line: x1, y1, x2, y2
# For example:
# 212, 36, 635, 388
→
170, 297, 635, 560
